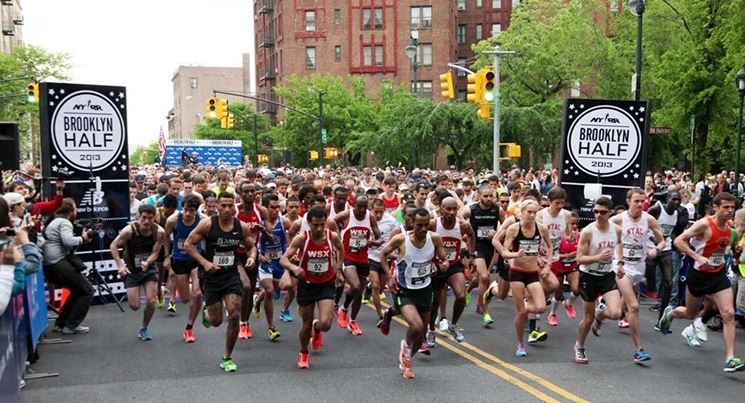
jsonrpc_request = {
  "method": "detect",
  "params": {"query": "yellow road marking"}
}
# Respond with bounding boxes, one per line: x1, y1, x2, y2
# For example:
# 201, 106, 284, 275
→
370, 302, 588, 403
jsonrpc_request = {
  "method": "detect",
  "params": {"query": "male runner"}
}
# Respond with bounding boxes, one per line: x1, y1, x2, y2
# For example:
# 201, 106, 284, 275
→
156, 194, 177, 312
280, 207, 344, 369
368, 198, 399, 326
184, 192, 257, 372
334, 195, 382, 335
380, 208, 449, 379
163, 194, 203, 342
661, 192, 745, 372
111, 204, 165, 341
427, 197, 475, 345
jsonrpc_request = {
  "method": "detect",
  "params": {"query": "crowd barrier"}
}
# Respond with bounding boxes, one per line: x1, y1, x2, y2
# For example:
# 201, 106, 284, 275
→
0, 269, 49, 402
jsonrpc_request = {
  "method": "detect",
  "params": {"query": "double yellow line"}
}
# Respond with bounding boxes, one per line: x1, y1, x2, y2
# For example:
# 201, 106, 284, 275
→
369, 302, 588, 403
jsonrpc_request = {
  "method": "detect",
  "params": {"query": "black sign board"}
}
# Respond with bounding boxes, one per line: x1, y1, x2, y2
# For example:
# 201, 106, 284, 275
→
39, 83, 130, 303
559, 98, 650, 226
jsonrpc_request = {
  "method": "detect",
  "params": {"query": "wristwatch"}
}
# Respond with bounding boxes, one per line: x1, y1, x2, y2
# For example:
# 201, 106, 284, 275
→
617, 260, 625, 265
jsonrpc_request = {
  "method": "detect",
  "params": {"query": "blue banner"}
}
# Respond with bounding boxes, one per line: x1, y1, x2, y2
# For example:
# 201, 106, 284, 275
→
0, 295, 22, 403
24, 270, 49, 352
164, 139, 242, 167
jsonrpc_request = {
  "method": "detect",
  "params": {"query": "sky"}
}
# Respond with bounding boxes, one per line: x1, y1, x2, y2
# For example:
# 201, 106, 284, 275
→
22, 0, 253, 150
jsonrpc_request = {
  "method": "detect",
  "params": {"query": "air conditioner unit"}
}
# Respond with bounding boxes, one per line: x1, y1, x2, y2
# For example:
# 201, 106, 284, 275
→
0, 0, 13, 5
422, 20, 432, 27
458, 5, 465, 11
306, 26, 315, 32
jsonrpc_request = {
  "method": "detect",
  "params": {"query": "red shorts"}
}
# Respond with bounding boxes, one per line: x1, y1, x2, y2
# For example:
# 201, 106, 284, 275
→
551, 260, 578, 275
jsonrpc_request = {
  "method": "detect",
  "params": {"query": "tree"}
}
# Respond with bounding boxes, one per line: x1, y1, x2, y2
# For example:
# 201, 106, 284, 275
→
130, 141, 160, 165
192, 102, 271, 164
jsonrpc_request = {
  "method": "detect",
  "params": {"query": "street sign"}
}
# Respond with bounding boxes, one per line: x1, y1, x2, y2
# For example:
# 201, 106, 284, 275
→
649, 127, 672, 135
321, 128, 327, 144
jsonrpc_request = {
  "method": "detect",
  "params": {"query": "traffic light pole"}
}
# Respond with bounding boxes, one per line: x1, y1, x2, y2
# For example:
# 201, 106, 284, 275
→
319, 91, 325, 167
482, 48, 516, 175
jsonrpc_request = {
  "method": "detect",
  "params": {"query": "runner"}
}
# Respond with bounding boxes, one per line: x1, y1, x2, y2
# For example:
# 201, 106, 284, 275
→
184, 192, 258, 372
333, 195, 382, 335
368, 198, 399, 327
573, 197, 623, 364
661, 192, 745, 372
609, 187, 662, 362
111, 204, 166, 341
162, 194, 203, 343
156, 194, 178, 312
501, 199, 551, 356
379, 208, 449, 379
280, 206, 344, 369
255, 193, 293, 340
427, 197, 475, 346
460, 185, 503, 327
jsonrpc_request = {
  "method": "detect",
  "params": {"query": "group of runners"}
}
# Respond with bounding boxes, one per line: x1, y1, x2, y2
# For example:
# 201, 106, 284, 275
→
110, 167, 744, 378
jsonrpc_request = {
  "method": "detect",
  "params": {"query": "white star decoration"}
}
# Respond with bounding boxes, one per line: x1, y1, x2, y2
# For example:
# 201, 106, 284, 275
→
630, 106, 635, 111
624, 174, 628, 178
633, 173, 639, 179
52, 155, 56, 159
569, 104, 575, 110
635, 164, 640, 168
564, 169, 569, 174
52, 166, 58, 172
49, 101, 54, 106
119, 92, 125, 99
59, 89, 65, 94
579, 104, 584, 109
569, 115, 573, 119
574, 171, 579, 175
120, 104, 124, 109
48, 89, 55, 95
111, 166, 117, 171
109, 91, 114, 96
565, 160, 570, 164
639, 107, 645, 112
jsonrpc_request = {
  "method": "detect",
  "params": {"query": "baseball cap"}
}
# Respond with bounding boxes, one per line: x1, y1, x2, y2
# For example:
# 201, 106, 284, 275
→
3, 192, 24, 206
135, 174, 145, 182
398, 183, 409, 191
267, 182, 277, 189
401, 192, 415, 204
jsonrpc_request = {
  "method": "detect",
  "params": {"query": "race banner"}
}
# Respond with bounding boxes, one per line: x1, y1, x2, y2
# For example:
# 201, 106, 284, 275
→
559, 98, 650, 226
164, 138, 242, 167
39, 82, 130, 303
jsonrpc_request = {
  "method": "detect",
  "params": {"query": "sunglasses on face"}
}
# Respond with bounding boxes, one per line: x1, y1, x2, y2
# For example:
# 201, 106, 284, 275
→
593, 209, 610, 215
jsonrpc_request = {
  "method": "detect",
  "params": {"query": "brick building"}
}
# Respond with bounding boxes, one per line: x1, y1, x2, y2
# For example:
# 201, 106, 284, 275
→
254, 0, 516, 124
1, 0, 24, 54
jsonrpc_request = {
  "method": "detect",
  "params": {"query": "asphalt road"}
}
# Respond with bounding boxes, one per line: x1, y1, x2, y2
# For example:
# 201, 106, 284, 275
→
20, 291, 745, 403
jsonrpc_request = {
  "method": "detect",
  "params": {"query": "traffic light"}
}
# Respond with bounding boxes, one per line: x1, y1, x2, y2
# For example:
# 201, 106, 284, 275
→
439, 71, 454, 100
507, 143, 521, 159
27, 82, 39, 104
220, 113, 235, 129
466, 71, 482, 104
478, 104, 490, 120
205, 97, 217, 118
217, 98, 229, 119
257, 154, 269, 164
309, 150, 319, 160
324, 147, 339, 160
482, 67, 496, 103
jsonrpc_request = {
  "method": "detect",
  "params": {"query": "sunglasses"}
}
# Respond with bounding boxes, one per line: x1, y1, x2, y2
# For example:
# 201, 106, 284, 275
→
593, 209, 610, 215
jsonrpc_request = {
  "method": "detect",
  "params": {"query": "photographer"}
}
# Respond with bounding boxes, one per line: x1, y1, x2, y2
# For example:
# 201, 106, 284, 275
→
41, 198, 94, 335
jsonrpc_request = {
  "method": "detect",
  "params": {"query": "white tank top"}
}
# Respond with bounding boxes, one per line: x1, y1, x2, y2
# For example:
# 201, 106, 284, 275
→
621, 211, 649, 270
435, 217, 462, 264
328, 203, 348, 221
657, 208, 677, 252
368, 214, 398, 262
300, 213, 310, 233
396, 231, 434, 290
539, 208, 566, 262
579, 222, 618, 275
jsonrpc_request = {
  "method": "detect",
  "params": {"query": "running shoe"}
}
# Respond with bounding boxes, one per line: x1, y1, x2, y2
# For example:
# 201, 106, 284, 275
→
376, 316, 384, 328
273, 288, 281, 300
138, 327, 152, 341
426, 330, 437, 348
682, 325, 701, 347
267, 327, 281, 341
448, 324, 465, 342
156, 296, 164, 309
658, 306, 674, 334
483, 313, 494, 327
515, 344, 527, 357
280, 309, 293, 322
348, 320, 363, 336
311, 319, 324, 350
548, 313, 558, 327
692, 319, 708, 342
167, 301, 177, 313
465, 289, 472, 307
438, 317, 449, 332
337, 307, 350, 329
649, 303, 660, 312
183, 328, 196, 343
379, 292, 386, 301
592, 306, 604, 337
574, 346, 588, 364
399, 339, 413, 370
618, 317, 629, 328
361, 283, 372, 304
297, 352, 310, 369
239, 323, 252, 339
401, 366, 416, 379
724, 357, 745, 372
380, 308, 393, 336
564, 300, 577, 319
483, 280, 498, 306
220, 356, 237, 372
201, 306, 211, 329
528, 329, 548, 344
633, 349, 651, 363
62, 325, 90, 335
253, 295, 262, 319
418, 342, 431, 356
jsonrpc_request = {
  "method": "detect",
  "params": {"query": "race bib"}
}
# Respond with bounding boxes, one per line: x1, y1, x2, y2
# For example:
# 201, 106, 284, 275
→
307, 258, 329, 274
266, 248, 283, 261
134, 253, 150, 269
411, 261, 432, 285
661, 224, 674, 237
177, 240, 185, 251
551, 238, 561, 253
212, 251, 235, 268
623, 243, 643, 262
477, 226, 494, 239
444, 247, 457, 262
519, 239, 540, 256
709, 253, 726, 267
596, 260, 612, 273
350, 235, 367, 252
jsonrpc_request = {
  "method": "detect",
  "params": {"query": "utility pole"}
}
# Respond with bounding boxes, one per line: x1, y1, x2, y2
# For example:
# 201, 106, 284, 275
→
253, 113, 259, 167
482, 47, 516, 175
318, 91, 325, 167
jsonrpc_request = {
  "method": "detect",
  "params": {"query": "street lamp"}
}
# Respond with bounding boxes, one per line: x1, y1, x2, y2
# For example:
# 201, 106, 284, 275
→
405, 31, 419, 94
734, 67, 745, 197
628, 0, 645, 101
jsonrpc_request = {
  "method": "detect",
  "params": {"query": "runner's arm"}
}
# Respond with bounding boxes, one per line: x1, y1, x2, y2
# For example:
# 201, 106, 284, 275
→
110, 226, 132, 274
280, 234, 305, 278
241, 222, 258, 269
184, 219, 213, 270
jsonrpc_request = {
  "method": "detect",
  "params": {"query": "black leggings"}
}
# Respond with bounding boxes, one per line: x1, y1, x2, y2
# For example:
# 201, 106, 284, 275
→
645, 252, 673, 320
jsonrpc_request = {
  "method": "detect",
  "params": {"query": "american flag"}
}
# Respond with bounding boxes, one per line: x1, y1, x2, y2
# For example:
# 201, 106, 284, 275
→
158, 126, 166, 160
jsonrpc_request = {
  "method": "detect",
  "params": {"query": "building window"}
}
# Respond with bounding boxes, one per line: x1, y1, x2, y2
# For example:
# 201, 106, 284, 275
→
306, 47, 316, 69
457, 57, 467, 76
410, 6, 432, 29
363, 46, 372, 66
374, 8, 383, 29
334, 8, 341, 25
492, 0, 501, 8
419, 43, 432, 65
491, 23, 501, 36
457, 90, 467, 101
335, 45, 341, 62
475, 24, 482, 40
476, 0, 483, 7
363, 9, 372, 29
375, 45, 383, 65
305, 10, 316, 31
457, 0, 466, 11
421, 81, 433, 99
457, 24, 466, 44
190, 77, 198, 89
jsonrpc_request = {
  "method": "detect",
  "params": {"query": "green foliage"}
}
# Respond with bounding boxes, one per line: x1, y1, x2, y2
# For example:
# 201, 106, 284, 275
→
130, 141, 160, 165
192, 102, 270, 163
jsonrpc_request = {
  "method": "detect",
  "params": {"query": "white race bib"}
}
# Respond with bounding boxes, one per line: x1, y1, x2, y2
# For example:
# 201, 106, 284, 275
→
350, 235, 367, 252
307, 258, 329, 274
212, 251, 235, 267
519, 239, 540, 256
709, 253, 726, 267
444, 248, 456, 261
477, 226, 494, 238
134, 253, 150, 269
266, 249, 283, 261
623, 243, 643, 262
177, 240, 185, 251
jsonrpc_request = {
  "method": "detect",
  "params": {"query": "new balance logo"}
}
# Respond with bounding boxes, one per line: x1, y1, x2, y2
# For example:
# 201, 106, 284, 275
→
79, 188, 105, 207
